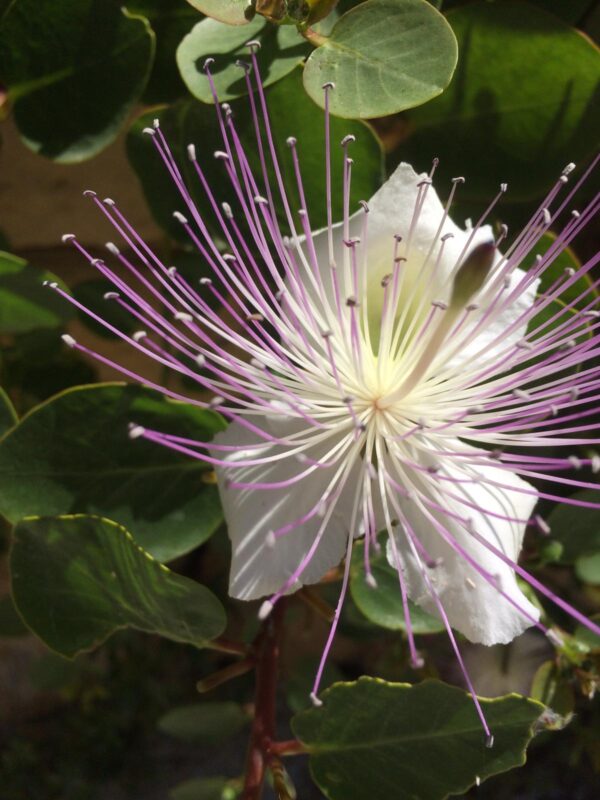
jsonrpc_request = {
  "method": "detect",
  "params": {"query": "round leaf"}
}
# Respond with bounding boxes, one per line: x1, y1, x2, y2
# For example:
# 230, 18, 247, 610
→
158, 702, 249, 744
177, 15, 307, 104
303, 0, 458, 119
292, 677, 544, 800
10, 514, 226, 657
399, 0, 600, 201
0, 0, 155, 161
350, 542, 444, 633
0, 383, 225, 562
186, 0, 250, 25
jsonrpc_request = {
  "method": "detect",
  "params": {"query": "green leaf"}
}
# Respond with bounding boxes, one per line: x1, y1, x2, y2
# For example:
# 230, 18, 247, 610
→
399, 0, 600, 201
169, 777, 237, 800
0, 386, 17, 436
530, 661, 574, 718
292, 677, 545, 800
127, 0, 199, 104
177, 15, 307, 104
545, 490, 600, 563
0, 593, 28, 637
0, 383, 225, 562
350, 539, 444, 633
575, 552, 600, 584
127, 67, 383, 240
0, 251, 74, 334
303, 0, 458, 119
0, 0, 155, 161
185, 0, 250, 25
10, 514, 226, 658
158, 702, 249, 744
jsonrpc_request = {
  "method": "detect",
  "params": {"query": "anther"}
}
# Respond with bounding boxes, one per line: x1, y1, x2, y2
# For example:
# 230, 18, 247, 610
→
410, 654, 425, 670
222, 253, 236, 262
381, 274, 392, 288
500, 182, 508, 192
132, 330, 147, 342
61, 233, 76, 243
200, 277, 213, 286
451, 176, 465, 184
210, 396, 225, 408
258, 600, 273, 620
128, 424, 146, 439
168, 266, 177, 277
534, 514, 551, 536
321, 329, 333, 339
214, 151, 229, 160
365, 573, 378, 589
346, 296, 359, 307
43, 280, 58, 289
265, 530, 276, 549
322, 81, 335, 90
344, 237, 361, 247
466, 303, 479, 312
286, 136, 297, 147
546, 629, 564, 648
254, 195, 269, 205
417, 178, 432, 187
485, 734, 495, 749
245, 39, 261, 50
222, 202, 233, 219
591, 455, 600, 473
431, 300, 448, 310
82, 189, 96, 198
246, 313, 264, 322
584, 310, 600, 318
542, 208, 551, 224
195, 354, 206, 368
173, 211, 188, 224
564, 267, 576, 277
568, 455, 583, 470
440, 232, 454, 242
152, 118, 160, 129
359, 200, 369, 212
341, 134, 356, 146
142, 127, 156, 136
310, 692, 323, 707
465, 577, 476, 590
513, 389, 531, 400
235, 59, 251, 72
91, 258, 104, 267
61, 334, 77, 348
516, 340, 533, 350
187, 143, 197, 161
203, 57, 215, 70
105, 242, 120, 255
174, 311, 193, 322
571, 209, 581, 219
562, 162, 576, 176
103, 291, 120, 300
103, 198, 116, 206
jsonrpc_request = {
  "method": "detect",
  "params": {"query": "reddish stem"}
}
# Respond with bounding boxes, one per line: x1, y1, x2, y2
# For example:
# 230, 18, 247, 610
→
242, 601, 285, 799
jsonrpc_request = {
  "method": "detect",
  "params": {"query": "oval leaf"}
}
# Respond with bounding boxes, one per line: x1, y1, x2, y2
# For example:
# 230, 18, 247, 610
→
399, 0, 600, 200
292, 677, 545, 800
0, 1, 155, 161
10, 515, 226, 658
177, 15, 307, 104
350, 540, 444, 633
546, 490, 600, 563
0, 383, 225, 562
158, 702, 249, 744
303, 0, 458, 118
186, 0, 250, 25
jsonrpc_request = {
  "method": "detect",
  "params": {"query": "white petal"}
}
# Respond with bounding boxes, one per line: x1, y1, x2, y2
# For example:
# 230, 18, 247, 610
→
388, 459, 540, 645
211, 419, 358, 601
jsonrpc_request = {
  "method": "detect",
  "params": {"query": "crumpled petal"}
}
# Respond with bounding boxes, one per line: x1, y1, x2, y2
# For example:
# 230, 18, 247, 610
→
211, 419, 359, 601
387, 456, 540, 645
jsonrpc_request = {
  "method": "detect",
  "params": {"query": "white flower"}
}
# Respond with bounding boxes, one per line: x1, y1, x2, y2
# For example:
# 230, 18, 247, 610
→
56, 52, 599, 737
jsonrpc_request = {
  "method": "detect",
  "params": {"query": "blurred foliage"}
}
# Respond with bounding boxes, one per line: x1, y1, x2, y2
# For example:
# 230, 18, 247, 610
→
0, 1, 599, 798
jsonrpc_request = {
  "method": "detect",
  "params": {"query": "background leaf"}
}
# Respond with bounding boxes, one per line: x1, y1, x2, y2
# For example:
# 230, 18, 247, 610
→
0, 383, 225, 562
0, 385, 17, 435
185, 0, 250, 26
0, 0, 155, 161
10, 514, 226, 657
303, 0, 458, 118
398, 0, 600, 202
0, 251, 74, 334
127, 67, 383, 243
292, 677, 544, 800
158, 702, 249, 744
177, 14, 306, 104
350, 537, 444, 633
546, 491, 600, 564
